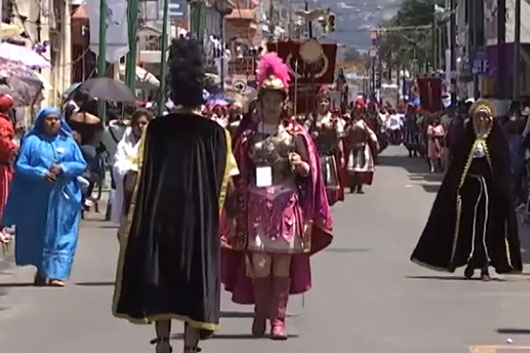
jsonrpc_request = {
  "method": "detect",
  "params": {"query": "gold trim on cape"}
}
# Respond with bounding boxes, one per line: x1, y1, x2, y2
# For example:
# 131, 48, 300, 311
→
450, 138, 492, 264
218, 129, 232, 212
411, 257, 451, 273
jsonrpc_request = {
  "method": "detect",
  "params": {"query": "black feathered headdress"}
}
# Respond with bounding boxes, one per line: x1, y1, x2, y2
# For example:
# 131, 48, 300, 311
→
168, 38, 205, 107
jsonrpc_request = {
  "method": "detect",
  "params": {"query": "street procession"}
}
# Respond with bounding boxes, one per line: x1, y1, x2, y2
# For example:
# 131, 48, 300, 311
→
4, 0, 530, 352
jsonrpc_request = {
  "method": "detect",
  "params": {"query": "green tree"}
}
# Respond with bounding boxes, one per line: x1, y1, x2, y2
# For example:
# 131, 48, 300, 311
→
378, 0, 444, 74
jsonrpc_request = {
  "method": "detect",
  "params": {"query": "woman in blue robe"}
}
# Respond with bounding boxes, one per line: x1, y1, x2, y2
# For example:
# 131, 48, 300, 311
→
3, 107, 86, 287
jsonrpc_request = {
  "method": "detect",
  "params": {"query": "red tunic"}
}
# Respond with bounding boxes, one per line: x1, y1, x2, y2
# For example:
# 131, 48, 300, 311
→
0, 113, 17, 221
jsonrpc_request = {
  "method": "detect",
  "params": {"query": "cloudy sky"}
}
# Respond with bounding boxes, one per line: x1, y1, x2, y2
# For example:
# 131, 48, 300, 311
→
290, 0, 403, 48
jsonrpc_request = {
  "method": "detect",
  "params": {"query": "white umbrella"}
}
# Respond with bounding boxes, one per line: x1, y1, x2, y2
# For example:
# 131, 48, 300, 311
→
0, 42, 51, 69
118, 64, 160, 88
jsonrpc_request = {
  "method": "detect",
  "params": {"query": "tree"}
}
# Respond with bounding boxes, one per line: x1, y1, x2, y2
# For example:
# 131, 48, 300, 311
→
378, 0, 444, 74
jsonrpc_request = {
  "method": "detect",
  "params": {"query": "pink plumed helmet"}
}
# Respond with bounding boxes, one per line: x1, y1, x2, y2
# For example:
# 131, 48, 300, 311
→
256, 52, 290, 96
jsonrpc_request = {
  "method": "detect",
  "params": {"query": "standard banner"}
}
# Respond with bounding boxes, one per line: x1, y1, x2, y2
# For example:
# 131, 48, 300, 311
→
267, 40, 337, 85
417, 76, 442, 113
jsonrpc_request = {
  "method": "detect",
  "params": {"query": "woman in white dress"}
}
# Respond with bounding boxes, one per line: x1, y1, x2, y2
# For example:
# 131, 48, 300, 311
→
110, 110, 151, 223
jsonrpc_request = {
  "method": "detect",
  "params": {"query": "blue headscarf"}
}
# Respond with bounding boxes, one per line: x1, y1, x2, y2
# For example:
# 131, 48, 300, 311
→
27, 107, 73, 138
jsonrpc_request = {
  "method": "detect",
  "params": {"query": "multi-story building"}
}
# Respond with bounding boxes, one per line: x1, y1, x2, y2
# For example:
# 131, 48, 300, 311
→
455, 0, 530, 99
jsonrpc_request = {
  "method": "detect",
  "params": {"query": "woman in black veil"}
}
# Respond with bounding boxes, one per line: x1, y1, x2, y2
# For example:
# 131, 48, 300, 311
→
411, 100, 522, 280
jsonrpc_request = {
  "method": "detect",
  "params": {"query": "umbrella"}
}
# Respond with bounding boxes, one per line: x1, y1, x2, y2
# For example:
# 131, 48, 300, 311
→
80, 78, 137, 102
64, 82, 82, 97
0, 42, 51, 69
0, 58, 44, 107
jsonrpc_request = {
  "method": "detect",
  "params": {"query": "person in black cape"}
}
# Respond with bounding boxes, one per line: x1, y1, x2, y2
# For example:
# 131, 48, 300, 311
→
411, 99, 522, 280
112, 38, 238, 353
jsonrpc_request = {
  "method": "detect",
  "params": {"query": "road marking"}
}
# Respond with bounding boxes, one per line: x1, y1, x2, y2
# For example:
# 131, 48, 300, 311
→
470, 345, 530, 352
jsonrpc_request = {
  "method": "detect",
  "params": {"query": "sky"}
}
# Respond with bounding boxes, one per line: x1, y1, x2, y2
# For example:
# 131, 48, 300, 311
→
290, 0, 403, 48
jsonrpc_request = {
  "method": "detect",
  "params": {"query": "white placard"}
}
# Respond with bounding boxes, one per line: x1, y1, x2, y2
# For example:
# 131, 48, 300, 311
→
256, 166, 272, 188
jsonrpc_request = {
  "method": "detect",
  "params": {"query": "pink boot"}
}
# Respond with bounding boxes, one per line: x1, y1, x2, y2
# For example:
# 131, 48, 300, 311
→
270, 277, 290, 340
251, 277, 271, 337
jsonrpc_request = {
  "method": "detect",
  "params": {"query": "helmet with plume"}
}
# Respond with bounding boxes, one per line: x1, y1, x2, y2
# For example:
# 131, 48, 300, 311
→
317, 85, 331, 101
257, 52, 290, 96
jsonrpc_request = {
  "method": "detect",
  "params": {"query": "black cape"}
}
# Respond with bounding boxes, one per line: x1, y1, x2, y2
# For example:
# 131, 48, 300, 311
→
411, 120, 522, 274
113, 113, 232, 331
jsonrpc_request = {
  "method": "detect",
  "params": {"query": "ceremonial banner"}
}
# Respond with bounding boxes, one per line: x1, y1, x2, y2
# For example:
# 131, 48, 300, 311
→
267, 41, 337, 85
417, 76, 442, 113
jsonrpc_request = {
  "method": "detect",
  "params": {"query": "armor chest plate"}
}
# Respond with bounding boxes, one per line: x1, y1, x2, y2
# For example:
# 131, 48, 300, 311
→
248, 126, 296, 183
314, 123, 339, 155
349, 122, 367, 144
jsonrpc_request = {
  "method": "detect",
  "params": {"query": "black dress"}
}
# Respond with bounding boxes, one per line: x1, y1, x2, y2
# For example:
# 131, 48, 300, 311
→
411, 120, 522, 274
112, 113, 232, 332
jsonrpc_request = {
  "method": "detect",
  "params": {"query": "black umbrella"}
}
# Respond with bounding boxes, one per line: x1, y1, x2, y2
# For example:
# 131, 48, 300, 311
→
80, 77, 137, 103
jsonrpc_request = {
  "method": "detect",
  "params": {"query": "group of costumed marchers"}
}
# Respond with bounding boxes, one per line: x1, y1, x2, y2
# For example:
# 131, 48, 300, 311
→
112, 40, 333, 353
300, 88, 379, 199
411, 100, 522, 280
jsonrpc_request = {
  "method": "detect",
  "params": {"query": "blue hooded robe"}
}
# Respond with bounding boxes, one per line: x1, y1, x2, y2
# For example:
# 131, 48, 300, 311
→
3, 107, 87, 279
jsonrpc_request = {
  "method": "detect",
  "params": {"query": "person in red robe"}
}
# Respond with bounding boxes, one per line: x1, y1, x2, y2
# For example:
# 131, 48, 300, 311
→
0, 94, 18, 243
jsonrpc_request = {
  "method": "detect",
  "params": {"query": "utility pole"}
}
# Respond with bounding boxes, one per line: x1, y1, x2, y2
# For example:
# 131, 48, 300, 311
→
471, 0, 478, 98
97, 0, 108, 121
449, 0, 456, 105
158, 0, 170, 115
513, 0, 521, 100
0, 0, 3, 42
288, 0, 292, 38
220, 15, 225, 92
498, 0, 506, 97
305, 2, 312, 39
269, 0, 275, 40
432, 14, 437, 71
125, 0, 139, 90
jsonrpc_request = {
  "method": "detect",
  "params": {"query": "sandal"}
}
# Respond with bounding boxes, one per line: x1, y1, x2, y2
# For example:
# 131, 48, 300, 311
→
49, 279, 65, 287
152, 337, 172, 353
184, 346, 202, 353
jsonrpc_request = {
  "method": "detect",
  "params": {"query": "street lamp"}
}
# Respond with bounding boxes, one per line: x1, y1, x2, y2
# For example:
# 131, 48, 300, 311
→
214, 0, 233, 92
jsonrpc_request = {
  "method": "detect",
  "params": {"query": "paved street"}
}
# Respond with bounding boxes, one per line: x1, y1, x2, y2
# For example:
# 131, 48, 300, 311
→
1, 146, 530, 353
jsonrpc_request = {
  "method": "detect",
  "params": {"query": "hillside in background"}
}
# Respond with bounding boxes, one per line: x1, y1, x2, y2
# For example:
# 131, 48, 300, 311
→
295, 0, 403, 48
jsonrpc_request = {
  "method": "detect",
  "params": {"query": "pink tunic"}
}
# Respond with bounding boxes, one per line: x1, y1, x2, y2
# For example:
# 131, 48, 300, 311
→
427, 124, 445, 159
247, 180, 305, 253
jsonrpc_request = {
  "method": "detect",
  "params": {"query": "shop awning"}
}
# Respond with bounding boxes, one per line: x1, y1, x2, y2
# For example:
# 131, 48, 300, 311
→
1, 23, 22, 39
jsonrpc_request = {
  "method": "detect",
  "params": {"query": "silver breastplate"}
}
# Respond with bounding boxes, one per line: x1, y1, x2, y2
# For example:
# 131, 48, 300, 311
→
248, 127, 296, 184
349, 123, 368, 144
314, 123, 339, 155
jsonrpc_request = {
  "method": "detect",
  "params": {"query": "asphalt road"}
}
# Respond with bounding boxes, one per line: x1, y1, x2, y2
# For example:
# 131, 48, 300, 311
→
1, 146, 530, 353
